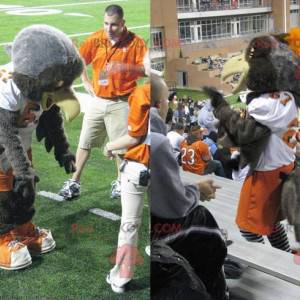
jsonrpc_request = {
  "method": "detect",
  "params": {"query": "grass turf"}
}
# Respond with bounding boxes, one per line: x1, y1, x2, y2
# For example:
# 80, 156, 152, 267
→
0, 1, 150, 299
0, 113, 150, 300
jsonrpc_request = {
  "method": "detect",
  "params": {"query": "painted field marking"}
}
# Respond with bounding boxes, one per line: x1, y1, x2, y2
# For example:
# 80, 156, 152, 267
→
0, 24, 149, 47
0, 5, 23, 9
64, 12, 93, 18
89, 208, 121, 221
6, 8, 62, 16
38, 191, 65, 202
0, 0, 126, 12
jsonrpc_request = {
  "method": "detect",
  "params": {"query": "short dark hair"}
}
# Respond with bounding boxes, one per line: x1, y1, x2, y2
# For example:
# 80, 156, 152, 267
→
168, 92, 177, 101
105, 5, 124, 19
174, 123, 184, 131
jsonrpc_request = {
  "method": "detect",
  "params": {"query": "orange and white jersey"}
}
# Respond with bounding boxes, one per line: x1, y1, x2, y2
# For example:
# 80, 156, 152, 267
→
0, 63, 42, 173
248, 91, 298, 171
124, 83, 150, 166
180, 140, 210, 175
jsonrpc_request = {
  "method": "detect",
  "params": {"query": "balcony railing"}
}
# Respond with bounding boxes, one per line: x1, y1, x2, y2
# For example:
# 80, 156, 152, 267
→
177, 2, 271, 13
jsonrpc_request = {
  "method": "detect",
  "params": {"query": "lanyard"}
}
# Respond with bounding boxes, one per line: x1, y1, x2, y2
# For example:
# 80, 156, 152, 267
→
105, 30, 127, 64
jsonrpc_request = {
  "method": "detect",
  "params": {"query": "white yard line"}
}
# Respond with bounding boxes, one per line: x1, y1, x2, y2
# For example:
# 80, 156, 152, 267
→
0, 24, 149, 47
0, 0, 126, 12
38, 191, 65, 201
89, 208, 121, 221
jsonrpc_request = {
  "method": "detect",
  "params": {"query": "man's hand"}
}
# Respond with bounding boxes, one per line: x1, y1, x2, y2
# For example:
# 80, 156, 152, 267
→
104, 143, 116, 159
82, 78, 94, 97
197, 179, 221, 201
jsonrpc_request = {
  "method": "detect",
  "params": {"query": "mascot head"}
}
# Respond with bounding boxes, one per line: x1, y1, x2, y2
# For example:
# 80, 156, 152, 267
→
11, 24, 83, 121
221, 28, 300, 104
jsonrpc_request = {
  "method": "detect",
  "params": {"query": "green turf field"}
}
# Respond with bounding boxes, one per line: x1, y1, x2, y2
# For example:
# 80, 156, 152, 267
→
0, 1, 150, 299
177, 88, 240, 106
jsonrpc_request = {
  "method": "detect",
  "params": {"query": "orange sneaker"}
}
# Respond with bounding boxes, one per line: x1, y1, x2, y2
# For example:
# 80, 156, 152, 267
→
11, 222, 56, 255
0, 231, 32, 270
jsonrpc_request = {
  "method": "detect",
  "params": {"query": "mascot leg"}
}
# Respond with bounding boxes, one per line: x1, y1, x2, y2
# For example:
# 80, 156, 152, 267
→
0, 172, 32, 270
9, 148, 56, 255
267, 223, 291, 252
240, 229, 265, 243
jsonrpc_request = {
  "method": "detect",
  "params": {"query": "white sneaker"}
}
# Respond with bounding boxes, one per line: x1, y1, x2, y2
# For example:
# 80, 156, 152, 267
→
11, 222, 56, 255
110, 180, 121, 199
0, 232, 32, 271
58, 179, 80, 200
106, 274, 125, 294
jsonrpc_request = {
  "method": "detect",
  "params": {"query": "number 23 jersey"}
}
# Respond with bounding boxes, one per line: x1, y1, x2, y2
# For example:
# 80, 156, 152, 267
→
180, 140, 210, 175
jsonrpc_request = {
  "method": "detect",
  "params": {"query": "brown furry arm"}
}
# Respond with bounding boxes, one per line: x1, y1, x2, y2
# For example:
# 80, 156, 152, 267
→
0, 108, 37, 203
36, 105, 75, 174
0, 107, 31, 175
203, 87, 271, 169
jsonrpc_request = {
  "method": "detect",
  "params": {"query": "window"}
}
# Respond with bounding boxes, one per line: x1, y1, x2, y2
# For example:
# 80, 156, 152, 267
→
178, 14, 268, 44
291, 10, 300, 27
239, 14, 268, 34
151, 30, 164, 51
291, 0, 299, 5
239, 0, 262, 8
151, 58, 165, 72
201, 18, 231, 40
177, 71, 188, 87
177, 0, 193, 12
179, 21, 194, 43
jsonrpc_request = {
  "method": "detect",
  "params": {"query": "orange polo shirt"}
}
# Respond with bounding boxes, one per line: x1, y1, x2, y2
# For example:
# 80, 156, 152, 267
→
180, 140, 210, 175
79, 28, 147, 98
124, 83, 150, 166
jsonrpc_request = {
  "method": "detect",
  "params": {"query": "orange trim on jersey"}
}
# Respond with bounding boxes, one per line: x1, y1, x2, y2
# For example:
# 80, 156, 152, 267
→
124, 84, 150, 166
79, 28, 147, 98
236, 163, 294, 235
180, 140, 210, 175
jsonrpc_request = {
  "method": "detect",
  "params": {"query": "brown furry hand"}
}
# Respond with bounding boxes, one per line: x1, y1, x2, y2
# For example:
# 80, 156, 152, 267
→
57, 152, 76, 174
13, 173, 39, 205
202, 86, 227, 109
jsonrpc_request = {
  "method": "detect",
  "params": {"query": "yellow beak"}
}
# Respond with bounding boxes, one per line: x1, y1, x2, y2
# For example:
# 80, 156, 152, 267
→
41, 87, 80, 122
221, 53, 249, 94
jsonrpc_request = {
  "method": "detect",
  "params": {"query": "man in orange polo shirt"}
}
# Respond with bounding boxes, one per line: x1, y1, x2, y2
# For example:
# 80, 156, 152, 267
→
59, 4, 148, 200
104, 82, 150, 293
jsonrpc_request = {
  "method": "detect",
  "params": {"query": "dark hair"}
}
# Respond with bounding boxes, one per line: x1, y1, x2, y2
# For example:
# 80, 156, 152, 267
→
186, 125, 202, 145
168, 92, 177, 101
174, 123, 184, 131
105, 5, 124, 19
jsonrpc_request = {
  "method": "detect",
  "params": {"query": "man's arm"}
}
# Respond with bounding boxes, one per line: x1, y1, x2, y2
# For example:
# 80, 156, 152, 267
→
105, 134, 140, 157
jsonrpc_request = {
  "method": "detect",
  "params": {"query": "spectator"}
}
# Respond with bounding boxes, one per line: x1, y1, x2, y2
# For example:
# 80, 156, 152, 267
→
150, 76, 228, 300
197, 100, 218, 135
181, 126, 226, 177
167, 123, 185, 163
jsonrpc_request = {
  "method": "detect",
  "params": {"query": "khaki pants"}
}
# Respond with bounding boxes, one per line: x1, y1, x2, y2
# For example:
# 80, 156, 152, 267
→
79, 96, 128, 154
